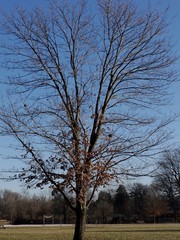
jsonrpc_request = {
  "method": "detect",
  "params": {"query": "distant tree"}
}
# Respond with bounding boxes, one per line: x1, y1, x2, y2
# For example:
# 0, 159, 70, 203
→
87, 199, 97, 224
154, 149, 180, 222
52, 193, 75, 224
95, 190, 113, 223
30, 195, 52, 222
0, 190, 21, 222
130, 183, 149, 222
145, 184, 168, 223
113, 184, 130, 223
0, 0, 177, 239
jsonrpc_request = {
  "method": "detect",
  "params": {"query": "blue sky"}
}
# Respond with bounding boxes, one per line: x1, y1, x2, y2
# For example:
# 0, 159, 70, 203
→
0, 0, 180, 193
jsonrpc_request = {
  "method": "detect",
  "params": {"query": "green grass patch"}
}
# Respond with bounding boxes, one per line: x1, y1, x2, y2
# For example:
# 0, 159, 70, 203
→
0, 224, 180, 240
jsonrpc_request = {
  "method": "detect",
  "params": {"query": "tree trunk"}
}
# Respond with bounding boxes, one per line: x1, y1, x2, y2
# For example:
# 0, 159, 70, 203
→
73, 203, 87, 240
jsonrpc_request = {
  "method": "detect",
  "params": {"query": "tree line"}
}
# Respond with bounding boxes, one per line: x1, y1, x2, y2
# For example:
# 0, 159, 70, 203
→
1, 148, 180, 225
0, 183, 176, 225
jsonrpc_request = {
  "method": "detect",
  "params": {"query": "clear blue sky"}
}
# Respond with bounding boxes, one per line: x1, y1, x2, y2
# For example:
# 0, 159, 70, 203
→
0, 0, 180, 193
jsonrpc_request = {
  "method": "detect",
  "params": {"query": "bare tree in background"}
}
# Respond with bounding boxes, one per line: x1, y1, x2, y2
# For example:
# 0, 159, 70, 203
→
154, 149, 180, 222
0, 0, 177, 239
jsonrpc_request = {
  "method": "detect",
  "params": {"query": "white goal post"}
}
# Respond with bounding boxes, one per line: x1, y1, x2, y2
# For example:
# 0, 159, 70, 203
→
43, 215, 54, 225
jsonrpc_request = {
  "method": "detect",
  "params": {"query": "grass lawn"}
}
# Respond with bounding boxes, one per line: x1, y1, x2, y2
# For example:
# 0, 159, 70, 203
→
0, 224, 180, 240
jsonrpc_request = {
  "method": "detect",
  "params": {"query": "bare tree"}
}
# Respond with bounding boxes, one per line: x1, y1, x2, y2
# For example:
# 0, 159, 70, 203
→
145, 184, 168, 223
0, 0, 177, 239
154, 149, 180, 222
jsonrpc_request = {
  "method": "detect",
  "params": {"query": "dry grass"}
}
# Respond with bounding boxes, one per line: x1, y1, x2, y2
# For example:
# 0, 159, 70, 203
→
0, 224, 180, 240
85, 224, 180, 240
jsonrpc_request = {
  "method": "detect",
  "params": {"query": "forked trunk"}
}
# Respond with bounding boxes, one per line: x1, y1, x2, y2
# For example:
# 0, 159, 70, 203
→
73, 203, 87, 240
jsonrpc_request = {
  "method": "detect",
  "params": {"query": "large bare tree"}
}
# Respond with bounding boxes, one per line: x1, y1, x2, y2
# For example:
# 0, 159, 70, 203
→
0, 0, 177, 239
